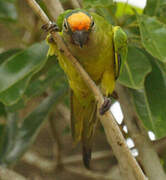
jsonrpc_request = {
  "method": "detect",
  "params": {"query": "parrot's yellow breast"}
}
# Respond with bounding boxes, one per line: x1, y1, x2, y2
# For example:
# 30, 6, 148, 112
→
60, 22, 114, 100
47, 12, 116, 103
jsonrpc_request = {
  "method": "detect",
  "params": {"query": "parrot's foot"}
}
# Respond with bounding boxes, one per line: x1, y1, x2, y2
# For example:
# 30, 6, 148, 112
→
48, 36, 54, 43
99, 98, 112, 115
42, 22, 59, 33
47, 36, 64, 53
111, 91, 119, 100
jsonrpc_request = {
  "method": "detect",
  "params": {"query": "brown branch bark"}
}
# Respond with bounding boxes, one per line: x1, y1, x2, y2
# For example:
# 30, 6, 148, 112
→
153, 136, 166, 156
25, 1, 146, 179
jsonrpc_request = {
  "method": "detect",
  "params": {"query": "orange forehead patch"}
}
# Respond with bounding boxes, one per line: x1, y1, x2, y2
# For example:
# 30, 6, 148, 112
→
67, 12, 91, 31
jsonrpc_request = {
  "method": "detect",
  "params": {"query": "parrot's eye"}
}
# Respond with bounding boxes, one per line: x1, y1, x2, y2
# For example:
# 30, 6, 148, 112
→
63, 19, 68, 31
91, 20, 95, 28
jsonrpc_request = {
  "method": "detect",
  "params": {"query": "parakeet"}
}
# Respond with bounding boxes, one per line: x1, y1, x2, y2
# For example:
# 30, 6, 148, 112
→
45, 9, 127, 168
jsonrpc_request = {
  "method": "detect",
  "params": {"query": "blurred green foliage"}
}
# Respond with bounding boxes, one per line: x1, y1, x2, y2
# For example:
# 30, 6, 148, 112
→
0, 0, 166, 168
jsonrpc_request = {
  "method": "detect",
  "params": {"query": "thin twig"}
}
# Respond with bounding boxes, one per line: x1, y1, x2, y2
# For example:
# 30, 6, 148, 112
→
22, 151, 55, 172
65, 166, 113, 180
23, 151, 116, 179
49, 112, 63, 168
56, 103, 70, 123
25, 1, 146, 179
22, 150, 113, 173
0, 167, 26, 180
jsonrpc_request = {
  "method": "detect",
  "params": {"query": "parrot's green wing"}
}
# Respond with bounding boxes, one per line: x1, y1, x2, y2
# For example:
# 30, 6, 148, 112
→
70, 90, 97, 169
113, 26, 128, 79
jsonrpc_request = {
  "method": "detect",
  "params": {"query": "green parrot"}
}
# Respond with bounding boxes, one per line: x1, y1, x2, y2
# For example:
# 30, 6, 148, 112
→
45, 9, 127, 168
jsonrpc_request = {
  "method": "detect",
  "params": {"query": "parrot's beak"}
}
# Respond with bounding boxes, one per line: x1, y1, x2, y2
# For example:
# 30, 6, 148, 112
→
72, 30, 89, 48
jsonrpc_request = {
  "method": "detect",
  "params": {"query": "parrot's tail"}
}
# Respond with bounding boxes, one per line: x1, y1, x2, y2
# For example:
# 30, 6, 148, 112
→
82, 143, 92, 169
70, 90, 98, 169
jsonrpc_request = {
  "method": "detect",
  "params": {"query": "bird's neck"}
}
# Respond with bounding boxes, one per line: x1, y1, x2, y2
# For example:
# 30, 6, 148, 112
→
62, 28, 101, 60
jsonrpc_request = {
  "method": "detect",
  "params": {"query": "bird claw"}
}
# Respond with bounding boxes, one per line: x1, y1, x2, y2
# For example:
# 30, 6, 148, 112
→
99, 98, 112, 115
42, 22, 59, 33
110, 91, 119, 100
47, 36, 54, 43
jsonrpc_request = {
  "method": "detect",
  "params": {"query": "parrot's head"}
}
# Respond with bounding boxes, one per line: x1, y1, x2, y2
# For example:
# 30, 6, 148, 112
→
63, 11, 95, 48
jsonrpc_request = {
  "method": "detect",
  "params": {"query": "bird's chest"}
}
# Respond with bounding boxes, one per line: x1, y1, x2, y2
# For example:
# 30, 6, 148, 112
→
68, 41, 113, 83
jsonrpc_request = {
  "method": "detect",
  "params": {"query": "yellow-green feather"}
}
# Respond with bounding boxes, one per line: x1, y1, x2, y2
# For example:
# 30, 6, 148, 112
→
46, 11, 127, 168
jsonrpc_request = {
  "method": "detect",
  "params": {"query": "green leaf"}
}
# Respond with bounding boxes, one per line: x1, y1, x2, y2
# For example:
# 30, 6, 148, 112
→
0, 124, 7, 161
137, 14, 166, 62
0, 88, 67, 165
4, 0, 17, 3
131, 55, 166, 138
157, 1, 166, 24
130, 89, 154, 131
0, 76, 31, 105
0, 49, 23, 105
6, 99, 25, 113
0, 103, 6, 116
156, 61, 166, 75
115, 2, 143, 17
118, 46, 152, 89
0, 1, 17, 21
0, 42, 48, 105
144, 0, 159, 16
0, 49, 21, 65
0, 112, 19, 160
94, 4, 117, 25
25, 63, 67, 99
144, 0, 166, 24
83, 0, 113, 8
145, 61, 166, 138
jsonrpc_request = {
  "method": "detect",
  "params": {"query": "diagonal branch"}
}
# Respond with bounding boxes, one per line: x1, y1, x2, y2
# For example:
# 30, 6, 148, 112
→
25, 0, 146, 179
